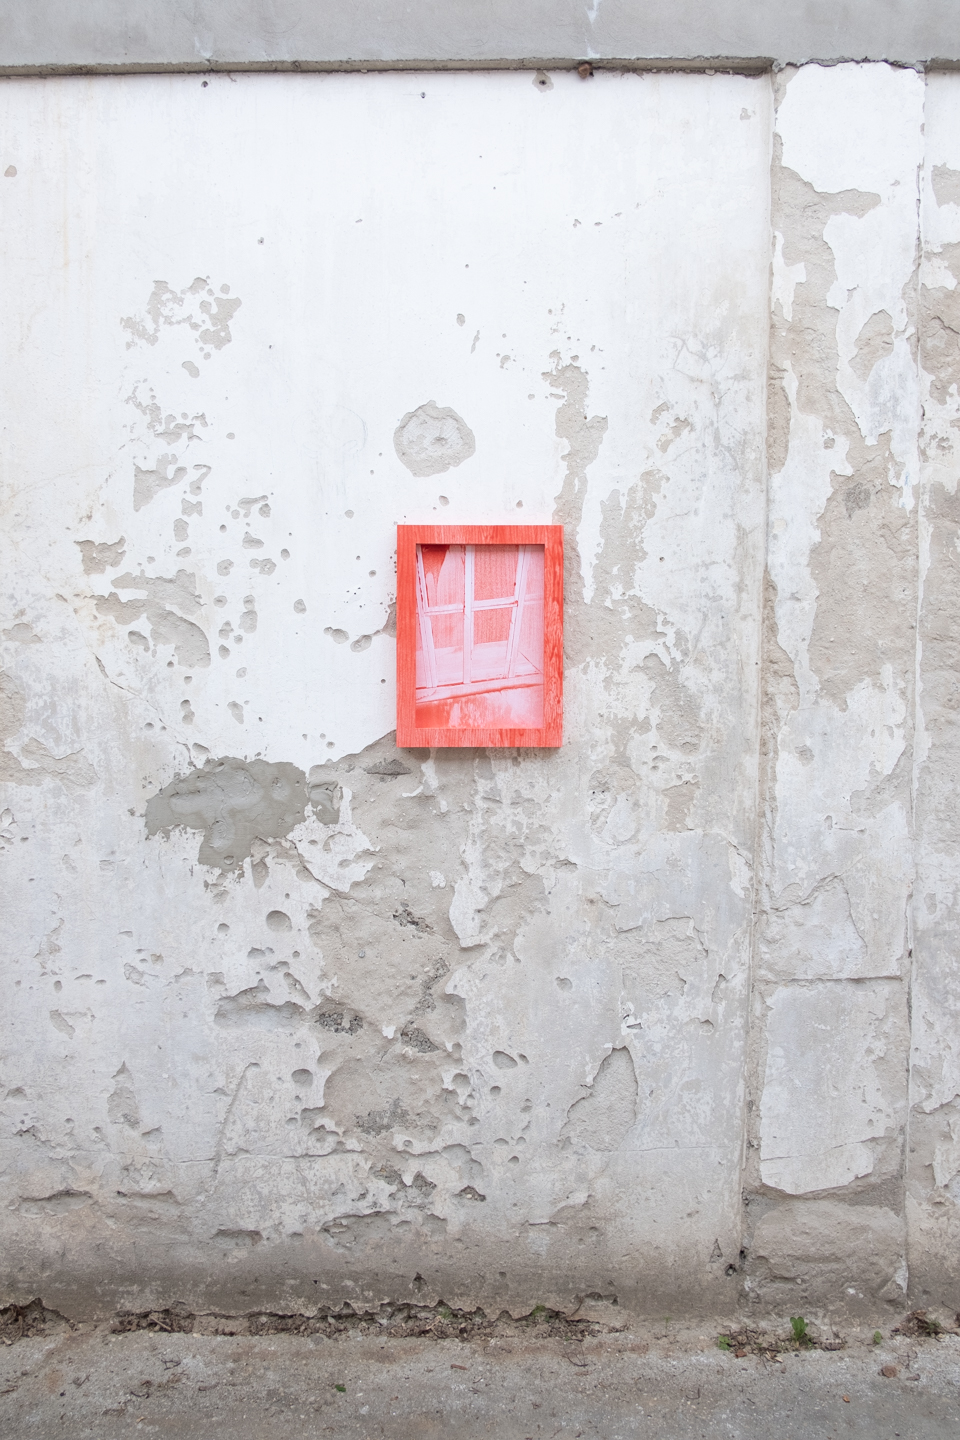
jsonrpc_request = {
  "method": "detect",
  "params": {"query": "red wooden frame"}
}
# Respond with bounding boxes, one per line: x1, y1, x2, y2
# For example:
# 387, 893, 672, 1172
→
397, 524, 563, 748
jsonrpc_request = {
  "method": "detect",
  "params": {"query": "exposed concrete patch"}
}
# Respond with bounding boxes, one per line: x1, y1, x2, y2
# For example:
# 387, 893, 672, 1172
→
215, 979, 310, 1028
75, 537, 126, 574
759, 878, 872, 982
1, 623, 39, 644
393, 401, 475, 476
107, 1063, 141, 1129
121, 277, 242, 354
560, 1047, 638, 1152
751, 1200, 906, 1312
145, 757, 308, 870
641, 653, 702, 755
759, 980, 906, 1195
931, 163, 960, 209
133, 453, 188, 511
0, 669, 98, 790
919, 240, 960, 405
807, 428, 914, 706
307, 770, 342, 824
850, 309, 896, 382
95, 568, 210, 667
544, 353, 608, 614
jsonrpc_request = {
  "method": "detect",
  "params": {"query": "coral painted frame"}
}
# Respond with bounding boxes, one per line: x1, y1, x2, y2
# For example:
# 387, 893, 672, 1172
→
396, 524, 563, 748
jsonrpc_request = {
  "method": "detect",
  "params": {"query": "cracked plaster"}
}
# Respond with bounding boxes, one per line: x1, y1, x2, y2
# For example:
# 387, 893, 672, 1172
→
3, 63, 960, 1321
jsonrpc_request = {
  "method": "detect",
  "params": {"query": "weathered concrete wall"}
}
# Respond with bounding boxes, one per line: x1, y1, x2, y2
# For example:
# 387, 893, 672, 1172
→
3, 62, 960, 1322
1, 0, 959, 70
0, 69, 770, 1319
745, 61, 922, 1316
909, 71, 960, 1307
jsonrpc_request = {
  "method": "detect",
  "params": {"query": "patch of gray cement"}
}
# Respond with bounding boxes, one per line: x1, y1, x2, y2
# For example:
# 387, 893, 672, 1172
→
75, 537, 126, 574
932, 164, 960, 208
95, 568, 211, 667
145, 756, 308, 870
394, 400, 475, 476
133, 453, 187, 511
0, 669, 98, 790
560, 1046, 638, 1151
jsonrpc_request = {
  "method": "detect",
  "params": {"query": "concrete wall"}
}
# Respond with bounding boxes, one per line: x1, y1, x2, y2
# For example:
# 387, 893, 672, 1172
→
1, 0, 960, 71
2, 60, 960, 1322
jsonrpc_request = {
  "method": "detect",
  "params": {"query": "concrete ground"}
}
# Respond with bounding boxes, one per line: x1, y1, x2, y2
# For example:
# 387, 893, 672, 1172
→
2, 1306, 960, 1439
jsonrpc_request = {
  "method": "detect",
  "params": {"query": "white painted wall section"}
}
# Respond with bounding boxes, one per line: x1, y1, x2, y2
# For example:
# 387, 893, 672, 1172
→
1, 70, 770, 1317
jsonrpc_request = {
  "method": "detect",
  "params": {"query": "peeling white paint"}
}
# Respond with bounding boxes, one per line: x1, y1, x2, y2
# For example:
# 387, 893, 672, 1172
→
771, 231, 806, 322
0, 68, 770, 1317
760, 982, 905, 1195
3, 61, 960, 1320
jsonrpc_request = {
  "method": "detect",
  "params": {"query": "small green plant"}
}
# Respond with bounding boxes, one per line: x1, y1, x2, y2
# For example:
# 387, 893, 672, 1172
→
873, 1331, 883, 1345
790, 1316, 811, 1346
334, 1384, 346, 1393
529, 1304, 548, 1321
717, 1334, 732, 1351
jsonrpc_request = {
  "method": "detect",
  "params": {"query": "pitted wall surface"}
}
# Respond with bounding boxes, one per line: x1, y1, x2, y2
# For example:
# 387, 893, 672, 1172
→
2, 64, 960, 1321
743, 62, 921, 1312
0, 69, 769, 1318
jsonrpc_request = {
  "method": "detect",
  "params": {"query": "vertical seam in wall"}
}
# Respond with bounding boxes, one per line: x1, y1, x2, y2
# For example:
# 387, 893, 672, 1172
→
739, 67, 779, 1251
904, 66, 929, 1299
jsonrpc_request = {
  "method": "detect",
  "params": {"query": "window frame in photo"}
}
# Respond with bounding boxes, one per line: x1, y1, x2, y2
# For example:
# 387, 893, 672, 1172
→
396, 523, 563, 748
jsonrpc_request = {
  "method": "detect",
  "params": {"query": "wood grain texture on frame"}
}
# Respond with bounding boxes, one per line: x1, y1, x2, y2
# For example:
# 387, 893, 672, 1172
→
396, 524, 563, 748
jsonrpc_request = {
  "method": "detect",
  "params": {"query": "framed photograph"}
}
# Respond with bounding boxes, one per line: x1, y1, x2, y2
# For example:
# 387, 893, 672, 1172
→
396, 524, 563, 748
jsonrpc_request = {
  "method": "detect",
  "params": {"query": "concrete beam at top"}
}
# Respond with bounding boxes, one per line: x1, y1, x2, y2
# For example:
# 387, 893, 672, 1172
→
0, 0, 959, 74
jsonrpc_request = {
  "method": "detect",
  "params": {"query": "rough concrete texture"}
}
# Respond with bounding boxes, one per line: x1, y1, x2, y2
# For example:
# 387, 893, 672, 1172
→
0, 63, 959, 1328
1, 0, 960, 70
393, 402, 476, 478
3, 1309, 960, 1439
0, 68, 769, 1322
910, 70, 960, 1307
743, 60, 924, 1319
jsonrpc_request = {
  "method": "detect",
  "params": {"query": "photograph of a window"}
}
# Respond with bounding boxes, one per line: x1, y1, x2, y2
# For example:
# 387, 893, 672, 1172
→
396, 524, 563, 749
415, 543, 544, 707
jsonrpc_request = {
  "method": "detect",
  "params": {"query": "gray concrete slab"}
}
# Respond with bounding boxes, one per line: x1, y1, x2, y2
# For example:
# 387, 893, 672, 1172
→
1, 0, 960, 72
2, 1314, 960, 1438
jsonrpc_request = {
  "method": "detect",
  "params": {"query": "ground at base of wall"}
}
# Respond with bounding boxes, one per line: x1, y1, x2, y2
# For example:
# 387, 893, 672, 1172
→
3, 1313, 959, 1439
